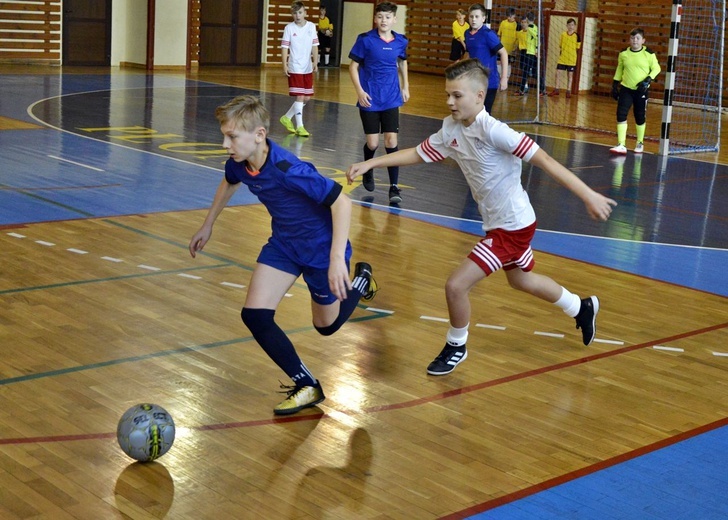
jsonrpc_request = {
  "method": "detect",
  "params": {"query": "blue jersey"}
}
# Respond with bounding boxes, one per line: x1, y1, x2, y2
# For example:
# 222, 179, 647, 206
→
224, 140, 350, 268
465, 26, 503, 89
348, 29, 408, 112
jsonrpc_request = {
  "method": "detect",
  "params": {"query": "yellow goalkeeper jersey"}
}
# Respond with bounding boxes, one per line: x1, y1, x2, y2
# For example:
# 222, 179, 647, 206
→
614, 46, 661, 90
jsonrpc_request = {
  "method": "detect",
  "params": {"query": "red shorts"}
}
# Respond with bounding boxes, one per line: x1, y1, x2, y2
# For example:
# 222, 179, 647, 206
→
288, 73, 314, 96
467, 221, 537, 276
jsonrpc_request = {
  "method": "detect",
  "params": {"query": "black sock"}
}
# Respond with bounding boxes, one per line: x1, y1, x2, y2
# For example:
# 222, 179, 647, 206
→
314, 285, 365, 336
385, 146, 399, 184
241, 308, 316, 386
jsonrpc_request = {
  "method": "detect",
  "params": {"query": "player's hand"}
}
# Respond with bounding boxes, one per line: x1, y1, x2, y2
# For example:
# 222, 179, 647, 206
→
357, 91, 372, 108
585, 191, 617, 222
611, 80, 620, 100
401, 87, 410, 103
499, 76, 509, 91
346, 162, 369, 184
283, 64, 289, 77
328, 259, 352, 301
636, 76, 651, 96
189, 226, 212, 258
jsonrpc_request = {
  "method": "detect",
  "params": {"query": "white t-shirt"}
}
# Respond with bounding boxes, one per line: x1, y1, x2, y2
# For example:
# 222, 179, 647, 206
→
281, 21, 319, 74
417, 108, 540, 232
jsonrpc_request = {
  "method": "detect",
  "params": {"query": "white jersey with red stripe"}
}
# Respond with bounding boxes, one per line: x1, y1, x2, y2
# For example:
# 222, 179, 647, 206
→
416, 108, 540, 232
281, 21, 319, 74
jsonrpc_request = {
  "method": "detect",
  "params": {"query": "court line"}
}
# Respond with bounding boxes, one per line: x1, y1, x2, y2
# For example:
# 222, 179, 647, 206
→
362, 321, 728, 413
0, 320, 722, 445
439, 415, 728, 520
0, 263, 230, 296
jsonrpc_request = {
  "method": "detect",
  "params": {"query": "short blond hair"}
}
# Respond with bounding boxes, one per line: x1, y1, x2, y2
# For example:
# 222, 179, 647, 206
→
215, 95, 270, 132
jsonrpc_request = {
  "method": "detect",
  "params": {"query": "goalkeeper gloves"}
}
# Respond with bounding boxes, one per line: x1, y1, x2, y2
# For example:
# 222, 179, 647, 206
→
611, 80, 620, 100
637, 76, 652, 95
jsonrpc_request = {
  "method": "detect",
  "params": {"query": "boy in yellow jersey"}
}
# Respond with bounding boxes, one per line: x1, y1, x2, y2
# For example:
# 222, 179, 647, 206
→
515, 16, 528, 88
515, 12, 544, 96
449, 9, 469, 61
548, 18, 581, 98
610, 28, 661, 154
497, 8, 518, 79
317, 5, 334, 66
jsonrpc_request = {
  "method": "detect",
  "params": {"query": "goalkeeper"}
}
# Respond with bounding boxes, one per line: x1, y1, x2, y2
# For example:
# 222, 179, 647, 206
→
609, 28, 661, 155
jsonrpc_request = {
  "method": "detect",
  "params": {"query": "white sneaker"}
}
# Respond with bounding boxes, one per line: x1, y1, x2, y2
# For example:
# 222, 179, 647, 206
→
634, 142, 644, 154
609, 144, 627, 155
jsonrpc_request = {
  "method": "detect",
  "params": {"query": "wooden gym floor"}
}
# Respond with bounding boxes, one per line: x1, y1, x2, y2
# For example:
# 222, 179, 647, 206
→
0, 64, 726, 519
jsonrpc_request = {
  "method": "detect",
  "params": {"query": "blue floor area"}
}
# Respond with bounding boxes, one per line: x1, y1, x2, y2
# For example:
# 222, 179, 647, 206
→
468, 424, 728, 520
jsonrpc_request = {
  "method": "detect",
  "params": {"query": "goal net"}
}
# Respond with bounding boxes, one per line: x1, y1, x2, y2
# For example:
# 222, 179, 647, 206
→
488, 0, 724, 155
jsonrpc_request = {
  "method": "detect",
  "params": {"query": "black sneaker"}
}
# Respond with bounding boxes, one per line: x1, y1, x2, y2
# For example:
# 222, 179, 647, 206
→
388, 185, 402, 203
354, 262, 378, 301
427, 343, 468, 375
575, 295, 599, 345
362, 170, 375, 192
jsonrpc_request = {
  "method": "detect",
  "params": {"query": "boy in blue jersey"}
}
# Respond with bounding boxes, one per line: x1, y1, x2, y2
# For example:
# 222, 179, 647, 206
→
348, 1, 410, 204
189, 95, 377, 415
464, 3, 509, 114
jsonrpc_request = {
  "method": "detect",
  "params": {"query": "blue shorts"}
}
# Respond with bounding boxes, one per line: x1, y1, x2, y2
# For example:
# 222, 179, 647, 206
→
257, 241, 350, 305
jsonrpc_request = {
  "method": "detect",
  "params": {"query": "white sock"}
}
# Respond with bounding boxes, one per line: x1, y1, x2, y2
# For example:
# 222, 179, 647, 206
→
285, 102, 297, 119
293, 101, 304, 127
555, 287, 581, 318
324, 55, 330, 65
446, 324, 469, 347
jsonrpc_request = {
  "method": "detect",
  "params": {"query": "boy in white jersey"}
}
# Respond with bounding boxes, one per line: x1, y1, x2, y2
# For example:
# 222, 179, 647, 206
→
347, 59, 617, 375
280, 1, 319, 137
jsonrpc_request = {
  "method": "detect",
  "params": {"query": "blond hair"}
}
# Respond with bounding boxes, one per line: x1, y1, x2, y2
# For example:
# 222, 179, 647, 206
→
215, 95, 270, 132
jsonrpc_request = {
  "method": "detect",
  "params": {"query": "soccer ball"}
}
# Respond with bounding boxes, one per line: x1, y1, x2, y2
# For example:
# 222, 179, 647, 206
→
116, 403, 175, 462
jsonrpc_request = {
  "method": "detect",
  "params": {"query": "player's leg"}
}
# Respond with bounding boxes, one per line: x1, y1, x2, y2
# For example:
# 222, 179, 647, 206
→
550, 66, 562, 95
484, 88, 498, 114
426, 257, 485, 376
309, 262, 377, 336
610, 88, 634, 154
280, 77, 298, 133
505, 268, 599, 346
240, 247, 319, 415
359, 110, 381, 192
381, 108, 402, 203
566, 68, 574, 97
633, 91, 648, 153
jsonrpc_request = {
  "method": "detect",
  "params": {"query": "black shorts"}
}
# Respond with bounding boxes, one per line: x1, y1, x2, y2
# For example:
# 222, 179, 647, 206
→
556, 63, 576, 72
359, 107, 400, 135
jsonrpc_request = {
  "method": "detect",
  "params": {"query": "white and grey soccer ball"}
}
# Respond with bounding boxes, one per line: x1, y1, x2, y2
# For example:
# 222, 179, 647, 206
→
116, 403, 175, 462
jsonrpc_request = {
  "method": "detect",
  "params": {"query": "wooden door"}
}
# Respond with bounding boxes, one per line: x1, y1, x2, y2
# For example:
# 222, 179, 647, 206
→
200, 0, 263, 65
62, 0, 112, 66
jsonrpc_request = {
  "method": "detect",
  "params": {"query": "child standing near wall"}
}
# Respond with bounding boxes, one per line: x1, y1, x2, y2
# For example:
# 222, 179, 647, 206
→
450, 9, 470, 62
280, 1, 319, 137
548, 18, 581, 98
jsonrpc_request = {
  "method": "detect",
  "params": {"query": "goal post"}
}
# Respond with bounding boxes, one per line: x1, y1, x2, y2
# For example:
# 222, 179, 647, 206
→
658, 0, 725, 155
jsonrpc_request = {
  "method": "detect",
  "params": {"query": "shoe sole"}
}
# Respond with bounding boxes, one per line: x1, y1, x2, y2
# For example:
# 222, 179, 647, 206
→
609, 149, 627, 155
427, 350, 468, 376
389, 196, 402, 203
584, 296, 599, 345
273, 395, 325, 415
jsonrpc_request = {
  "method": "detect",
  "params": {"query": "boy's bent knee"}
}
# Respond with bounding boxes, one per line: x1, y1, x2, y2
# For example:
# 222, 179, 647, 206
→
241, 307, 275, 334
314, 322, 339, 336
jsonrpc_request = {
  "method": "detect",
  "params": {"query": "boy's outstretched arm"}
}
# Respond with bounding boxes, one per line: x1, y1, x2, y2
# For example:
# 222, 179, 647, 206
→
328, 191, 353, 301
346, 147, 423, 184
528, 148, 617, 221
189, 178, 240, 257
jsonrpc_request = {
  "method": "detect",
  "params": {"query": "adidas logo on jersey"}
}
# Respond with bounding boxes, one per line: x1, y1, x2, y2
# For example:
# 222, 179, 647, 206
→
450, 139, 459, 147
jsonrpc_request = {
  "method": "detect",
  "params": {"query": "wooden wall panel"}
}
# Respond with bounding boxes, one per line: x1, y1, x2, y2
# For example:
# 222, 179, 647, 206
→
0, 0, 61, 63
